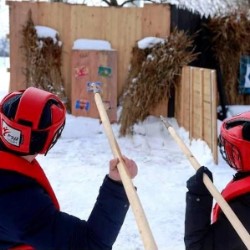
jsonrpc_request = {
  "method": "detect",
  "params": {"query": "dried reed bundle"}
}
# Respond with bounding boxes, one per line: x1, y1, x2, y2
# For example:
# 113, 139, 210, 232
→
119, 28, 197, 136
206, 10, 250, 104
21, 10, 67, 104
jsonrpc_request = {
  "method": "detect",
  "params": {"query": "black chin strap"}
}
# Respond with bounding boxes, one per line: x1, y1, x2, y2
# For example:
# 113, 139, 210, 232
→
233, 171, 250, 181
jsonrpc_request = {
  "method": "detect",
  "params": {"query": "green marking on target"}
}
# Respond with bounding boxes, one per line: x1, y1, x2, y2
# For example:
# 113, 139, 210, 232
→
98, 66, 112, 77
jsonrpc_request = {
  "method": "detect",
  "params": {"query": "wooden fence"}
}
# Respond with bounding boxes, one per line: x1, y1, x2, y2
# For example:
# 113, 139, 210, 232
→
6, 2, 218, 162
175, 66, 218, 163
6, 1, 171, 115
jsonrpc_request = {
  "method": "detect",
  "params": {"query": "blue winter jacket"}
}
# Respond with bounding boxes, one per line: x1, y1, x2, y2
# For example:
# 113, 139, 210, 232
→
0, 169, 130, 250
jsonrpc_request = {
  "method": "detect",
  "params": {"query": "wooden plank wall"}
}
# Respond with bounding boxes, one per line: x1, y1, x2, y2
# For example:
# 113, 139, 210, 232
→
71, 50, 117, 122
6, 1, 171, 115
7, 2, 218, 160
175, 66, 218, 163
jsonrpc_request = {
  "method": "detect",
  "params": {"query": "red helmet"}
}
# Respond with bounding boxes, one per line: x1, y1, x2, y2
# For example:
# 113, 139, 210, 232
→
0, 87, 66, 155
219, 111, 250, 172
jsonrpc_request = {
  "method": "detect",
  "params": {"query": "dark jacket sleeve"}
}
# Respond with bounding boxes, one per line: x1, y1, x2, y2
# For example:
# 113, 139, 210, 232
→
0, 172, 130, 250
85, 175, 130, 248
184, 192, 250, 250
184, 191, 213, 250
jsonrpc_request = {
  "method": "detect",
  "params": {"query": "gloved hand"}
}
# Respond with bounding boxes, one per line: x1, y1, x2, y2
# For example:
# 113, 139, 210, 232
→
186, 166, 213, 196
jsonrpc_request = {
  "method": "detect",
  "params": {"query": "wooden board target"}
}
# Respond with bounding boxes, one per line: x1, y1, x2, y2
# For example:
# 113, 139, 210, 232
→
71, 50, 117, 122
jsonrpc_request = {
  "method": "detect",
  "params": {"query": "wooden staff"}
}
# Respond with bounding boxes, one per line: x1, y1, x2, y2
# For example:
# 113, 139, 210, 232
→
91, 83, 157, 250
160, 115, 250, 249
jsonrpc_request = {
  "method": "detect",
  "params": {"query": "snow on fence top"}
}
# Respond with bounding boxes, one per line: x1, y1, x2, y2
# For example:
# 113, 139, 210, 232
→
35, 26, 61, 45
72, 39, 113, 50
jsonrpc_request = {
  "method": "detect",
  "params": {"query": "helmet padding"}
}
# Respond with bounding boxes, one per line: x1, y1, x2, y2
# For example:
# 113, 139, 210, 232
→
0, 87, 66, 155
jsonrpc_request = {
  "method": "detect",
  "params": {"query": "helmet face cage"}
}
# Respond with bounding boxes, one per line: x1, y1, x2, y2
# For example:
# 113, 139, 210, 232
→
219, 112, 250, 172
219, 134, 243, 171
45, 122, 65, 155
0, 87, 66, 155
218, 135, 227, 162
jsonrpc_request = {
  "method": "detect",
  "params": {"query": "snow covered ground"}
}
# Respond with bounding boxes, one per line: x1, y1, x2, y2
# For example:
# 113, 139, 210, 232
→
0, 56, 242, 250
0, 0, 249, 249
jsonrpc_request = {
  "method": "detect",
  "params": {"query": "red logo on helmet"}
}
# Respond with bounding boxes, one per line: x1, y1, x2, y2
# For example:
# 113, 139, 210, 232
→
2, 126, 10, 136
1, 121, 21, 147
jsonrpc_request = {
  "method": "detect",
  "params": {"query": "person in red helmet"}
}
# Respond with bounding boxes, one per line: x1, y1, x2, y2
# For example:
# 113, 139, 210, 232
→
184, 111, 250, 250
0, 87, 138, 250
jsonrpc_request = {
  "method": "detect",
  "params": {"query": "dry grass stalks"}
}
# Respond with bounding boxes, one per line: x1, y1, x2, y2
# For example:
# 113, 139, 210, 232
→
21, 10, 67, 104
119, 28, 197, 136
206, 10, 250, 104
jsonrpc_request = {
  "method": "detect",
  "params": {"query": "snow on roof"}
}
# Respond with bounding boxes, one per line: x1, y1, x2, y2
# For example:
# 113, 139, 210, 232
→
165, 0, 240, 18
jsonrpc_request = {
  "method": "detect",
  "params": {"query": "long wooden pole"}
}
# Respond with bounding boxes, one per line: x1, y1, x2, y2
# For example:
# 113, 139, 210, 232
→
160, 115, 250, 249
93, 87, 158, 250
